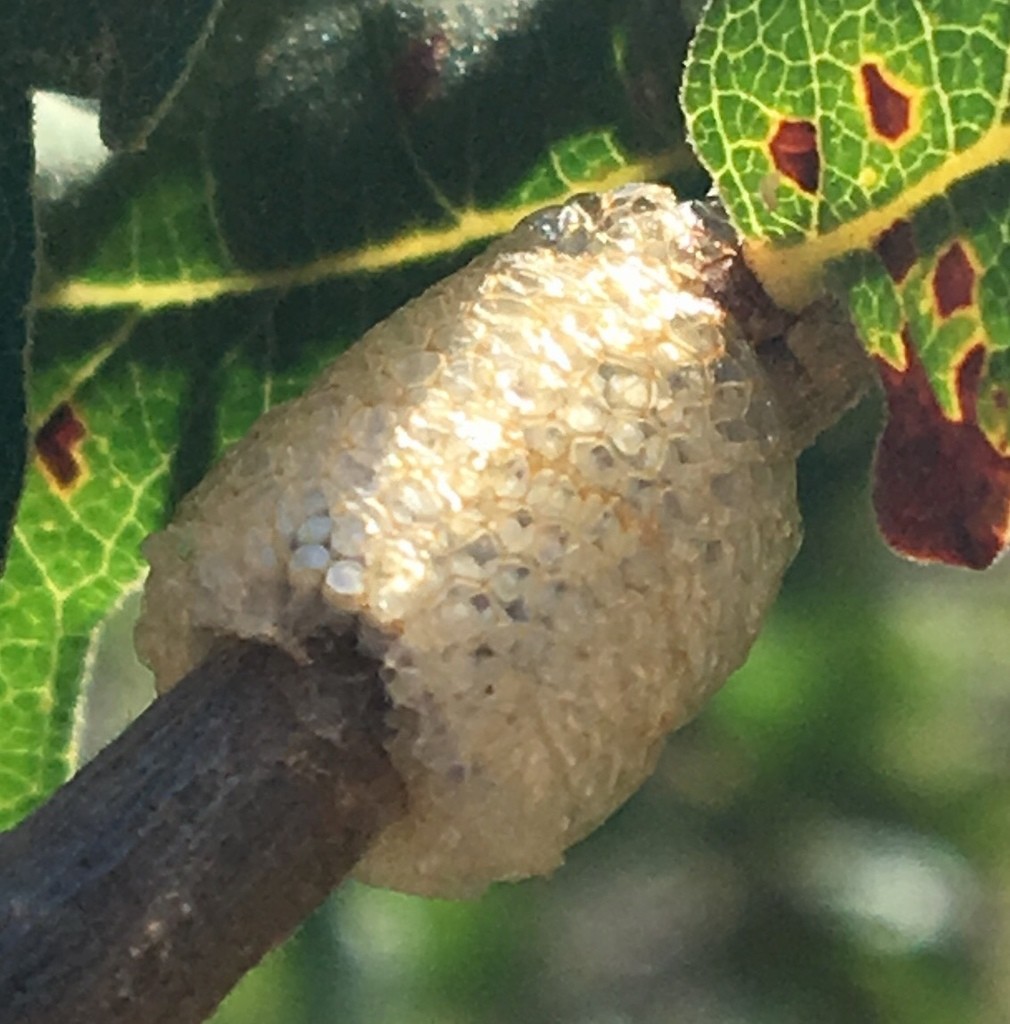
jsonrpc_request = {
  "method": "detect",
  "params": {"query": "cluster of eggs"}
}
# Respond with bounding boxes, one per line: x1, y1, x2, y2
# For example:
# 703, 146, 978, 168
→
137, 184, 800, 896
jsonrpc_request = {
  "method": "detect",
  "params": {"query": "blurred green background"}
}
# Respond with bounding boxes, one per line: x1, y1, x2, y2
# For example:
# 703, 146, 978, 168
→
206, 395, 1010, 1024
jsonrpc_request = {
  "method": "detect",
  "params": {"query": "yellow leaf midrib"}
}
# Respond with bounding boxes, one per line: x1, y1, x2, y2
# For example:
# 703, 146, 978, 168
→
37, 153, 683, 313
744, 122, 1010, 310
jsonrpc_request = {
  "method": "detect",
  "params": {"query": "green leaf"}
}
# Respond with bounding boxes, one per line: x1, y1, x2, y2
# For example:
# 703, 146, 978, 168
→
91, 0, 228, 149
0, 0, 701, 828
683, 0, 1010, 568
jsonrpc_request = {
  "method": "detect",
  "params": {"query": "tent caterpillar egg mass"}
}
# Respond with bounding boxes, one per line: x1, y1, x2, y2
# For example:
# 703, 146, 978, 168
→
136, 183, 800, 896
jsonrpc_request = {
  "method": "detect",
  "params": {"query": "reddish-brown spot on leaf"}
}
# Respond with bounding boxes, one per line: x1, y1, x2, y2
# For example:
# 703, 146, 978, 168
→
874, 219, 916, 284
932, 242, 976, 318
873, 335, 1010, 569
768, 119, 819, 194
860, 63, 912, 142
35, 403, 86, 490
392, 33, 450, 113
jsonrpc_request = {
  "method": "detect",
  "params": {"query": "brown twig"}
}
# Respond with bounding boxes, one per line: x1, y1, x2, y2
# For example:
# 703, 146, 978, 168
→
715, 248, 879, 453
0, 633, 405, 1024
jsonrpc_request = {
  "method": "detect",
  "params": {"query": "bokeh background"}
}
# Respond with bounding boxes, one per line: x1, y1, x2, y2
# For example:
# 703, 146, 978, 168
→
207, 394, 1010, 1024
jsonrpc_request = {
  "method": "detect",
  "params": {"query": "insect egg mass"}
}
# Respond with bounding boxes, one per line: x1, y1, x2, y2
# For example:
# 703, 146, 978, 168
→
136, 184, 801, 896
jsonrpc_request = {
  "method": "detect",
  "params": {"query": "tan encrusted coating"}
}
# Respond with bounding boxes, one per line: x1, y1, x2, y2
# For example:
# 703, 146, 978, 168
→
136, 184, 800, 896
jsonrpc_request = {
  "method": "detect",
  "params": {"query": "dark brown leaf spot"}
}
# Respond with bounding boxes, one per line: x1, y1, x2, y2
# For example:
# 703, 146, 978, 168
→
768, 119, 819, 194
874, 219, 916, 284
392, 33, 449, 114
860, 63, 912, 142
873, 335, 1010, 569
35, 403, 87, 491
932, 242, 976, 318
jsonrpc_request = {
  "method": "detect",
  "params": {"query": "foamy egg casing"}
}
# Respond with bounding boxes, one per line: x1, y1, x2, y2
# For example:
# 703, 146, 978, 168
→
136, 184, 800, 896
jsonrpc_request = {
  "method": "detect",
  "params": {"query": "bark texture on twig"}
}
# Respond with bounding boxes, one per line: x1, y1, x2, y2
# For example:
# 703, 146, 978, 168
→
0, 632, 405, 1024
717, 251, 879, 453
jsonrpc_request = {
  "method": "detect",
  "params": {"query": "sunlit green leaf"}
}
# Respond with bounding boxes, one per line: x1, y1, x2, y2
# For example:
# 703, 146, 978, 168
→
683, 0, 1010, 567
